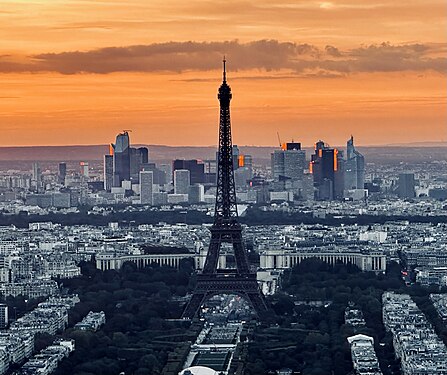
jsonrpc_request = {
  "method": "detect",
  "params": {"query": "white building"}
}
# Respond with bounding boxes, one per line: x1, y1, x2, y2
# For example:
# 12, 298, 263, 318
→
259, 248, 386, 272
347, 334, 382, 375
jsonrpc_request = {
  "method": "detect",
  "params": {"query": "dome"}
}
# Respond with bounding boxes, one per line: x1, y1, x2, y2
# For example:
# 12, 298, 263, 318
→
179, 366, 218, 375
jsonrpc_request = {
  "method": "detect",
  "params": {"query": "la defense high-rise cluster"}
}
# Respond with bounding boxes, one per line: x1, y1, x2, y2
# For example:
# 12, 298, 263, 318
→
310, 137, 365, 200
103, 131, 149, 191
271, 136, 365, 201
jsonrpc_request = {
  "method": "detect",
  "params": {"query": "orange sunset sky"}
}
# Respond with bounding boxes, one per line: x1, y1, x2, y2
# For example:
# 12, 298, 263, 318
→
0, 0, 446, 147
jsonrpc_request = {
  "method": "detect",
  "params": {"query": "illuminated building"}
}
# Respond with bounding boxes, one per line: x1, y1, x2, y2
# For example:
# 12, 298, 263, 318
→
271, 142, 307, 198
311, 140, 344, 200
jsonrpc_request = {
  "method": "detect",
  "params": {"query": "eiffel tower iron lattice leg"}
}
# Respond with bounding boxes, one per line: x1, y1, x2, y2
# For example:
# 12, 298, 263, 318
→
182, 227, 268, 319
182, 59, 268, 320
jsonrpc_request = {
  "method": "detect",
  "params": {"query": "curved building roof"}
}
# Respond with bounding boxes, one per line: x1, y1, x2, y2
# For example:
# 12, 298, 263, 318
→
179, 366, 218, 375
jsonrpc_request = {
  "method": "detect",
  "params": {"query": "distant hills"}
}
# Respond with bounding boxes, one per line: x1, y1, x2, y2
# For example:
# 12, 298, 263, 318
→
385, 142, 447, 147
0, 144, 445, 166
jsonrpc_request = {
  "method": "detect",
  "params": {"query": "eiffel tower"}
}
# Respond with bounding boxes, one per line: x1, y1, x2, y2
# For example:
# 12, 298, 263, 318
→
182, 59, 268, 319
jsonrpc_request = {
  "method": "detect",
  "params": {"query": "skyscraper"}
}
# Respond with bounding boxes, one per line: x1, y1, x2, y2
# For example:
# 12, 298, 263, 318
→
203, 159, 217, 184
139, 171, 153, 205
310, 140, 344, 200
172, 160, 205, 184
345, 136, 365, 191
334, 150, 345, 199
31, 162, 42, 192
141, 163, 167, 185
103, 155, 113, 191
112, 131, 131, 187
174, 169, 190, 194
234, 153, 253, 188
130, 147, 149, 183
109, 131, 148, 187
80, 162, 89, 178
271, 142, 306, 197
397, 173, 416, 198
243, 154, 253, 179
232, 145, 240, 170
271, 142, 305, 181
158, 164, 172, 184
234, 167, 252, 188
58, 162, 66, 185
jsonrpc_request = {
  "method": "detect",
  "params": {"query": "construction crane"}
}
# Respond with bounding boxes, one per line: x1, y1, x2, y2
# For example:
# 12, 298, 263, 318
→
277, 132, 286, 150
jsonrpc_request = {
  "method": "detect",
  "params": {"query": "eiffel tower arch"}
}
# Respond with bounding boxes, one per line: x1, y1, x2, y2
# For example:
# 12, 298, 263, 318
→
182, 59, 268, 319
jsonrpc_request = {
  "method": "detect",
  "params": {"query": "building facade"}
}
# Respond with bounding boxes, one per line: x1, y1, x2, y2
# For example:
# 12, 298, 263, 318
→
139, 171, 153, 205
310, 140, 344, 200
259, 248, 386, 272
174, 169, 191, 195
345, 136, 365, 191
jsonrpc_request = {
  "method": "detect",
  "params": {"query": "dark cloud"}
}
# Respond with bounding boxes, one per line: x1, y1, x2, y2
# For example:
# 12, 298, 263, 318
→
0, 40, 445, 75
325, 45, 342, 57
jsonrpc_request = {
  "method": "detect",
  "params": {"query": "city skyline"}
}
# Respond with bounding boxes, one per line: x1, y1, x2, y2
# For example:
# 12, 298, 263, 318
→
0, 25, 446, 372
0, 0, 446, 147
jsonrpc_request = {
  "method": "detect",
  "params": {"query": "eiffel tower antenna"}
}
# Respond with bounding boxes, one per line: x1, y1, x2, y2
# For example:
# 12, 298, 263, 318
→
182, 60, 268, 320
223, 56, 226, 82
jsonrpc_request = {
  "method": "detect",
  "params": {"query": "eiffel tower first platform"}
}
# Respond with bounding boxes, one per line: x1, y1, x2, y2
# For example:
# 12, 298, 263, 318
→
182, 59, 268, 320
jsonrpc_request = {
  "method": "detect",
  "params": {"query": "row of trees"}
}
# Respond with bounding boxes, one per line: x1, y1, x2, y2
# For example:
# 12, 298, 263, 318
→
241, 206, 447, 226
2, 205, 447, 228
0, 208, 212, 228
244, 259, 407, 375
52, 257, 446, 375
55, 260, 195, 375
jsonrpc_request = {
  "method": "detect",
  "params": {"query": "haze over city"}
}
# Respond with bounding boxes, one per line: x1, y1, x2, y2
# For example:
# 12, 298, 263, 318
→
0, 0, 446, 147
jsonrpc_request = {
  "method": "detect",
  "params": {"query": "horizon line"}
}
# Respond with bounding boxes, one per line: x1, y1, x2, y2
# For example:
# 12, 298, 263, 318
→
0, 141, 445, 149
